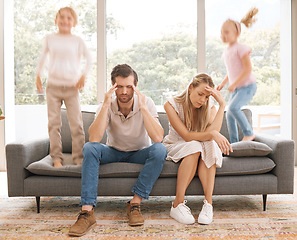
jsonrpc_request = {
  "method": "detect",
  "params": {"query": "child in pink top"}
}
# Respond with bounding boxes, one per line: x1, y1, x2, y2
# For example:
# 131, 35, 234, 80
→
217, 7, 258, 143
36, 7, 92, 167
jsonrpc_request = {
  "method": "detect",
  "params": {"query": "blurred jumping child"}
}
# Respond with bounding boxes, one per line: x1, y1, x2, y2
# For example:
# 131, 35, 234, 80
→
36, 7, 92, 167
217, 7, 258, 143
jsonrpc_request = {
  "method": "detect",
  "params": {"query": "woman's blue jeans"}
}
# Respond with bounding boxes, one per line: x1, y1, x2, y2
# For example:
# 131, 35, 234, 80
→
226, 83, 257, 143
80, 142, 167, 207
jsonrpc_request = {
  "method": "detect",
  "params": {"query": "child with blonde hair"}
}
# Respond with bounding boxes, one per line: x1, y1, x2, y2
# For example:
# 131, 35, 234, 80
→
217, 7, 258, 143
163, 73, 232, 225
36, 7, 92, 167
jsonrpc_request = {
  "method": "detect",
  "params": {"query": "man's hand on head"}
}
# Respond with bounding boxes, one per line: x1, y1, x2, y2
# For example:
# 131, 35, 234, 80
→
103, 83, 118, 108
132, 86, 146, 110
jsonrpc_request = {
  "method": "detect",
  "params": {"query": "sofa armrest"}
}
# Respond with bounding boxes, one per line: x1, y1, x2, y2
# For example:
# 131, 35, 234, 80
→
255, 134, 295, 194
5, 137, 50, 197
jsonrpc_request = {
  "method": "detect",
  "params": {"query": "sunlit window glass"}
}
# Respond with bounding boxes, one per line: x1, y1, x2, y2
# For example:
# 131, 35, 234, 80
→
106, 0, 197, 105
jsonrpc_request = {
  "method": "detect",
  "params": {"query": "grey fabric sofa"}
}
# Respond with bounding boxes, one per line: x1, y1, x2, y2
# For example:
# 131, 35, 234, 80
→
6, 108, 295, 213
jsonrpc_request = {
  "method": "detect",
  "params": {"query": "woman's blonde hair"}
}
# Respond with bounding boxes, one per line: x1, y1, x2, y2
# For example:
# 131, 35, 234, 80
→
225, 7, 258, 35
56, 7, 78, 27
174, 73, 215, 132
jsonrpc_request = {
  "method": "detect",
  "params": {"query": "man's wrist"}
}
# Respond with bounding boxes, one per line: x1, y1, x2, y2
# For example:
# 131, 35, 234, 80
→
139, 105, 148, 112
101, 103, 110, 110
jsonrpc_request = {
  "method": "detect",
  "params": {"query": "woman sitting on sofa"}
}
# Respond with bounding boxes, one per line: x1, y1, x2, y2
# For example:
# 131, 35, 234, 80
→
163, 73, 232, 225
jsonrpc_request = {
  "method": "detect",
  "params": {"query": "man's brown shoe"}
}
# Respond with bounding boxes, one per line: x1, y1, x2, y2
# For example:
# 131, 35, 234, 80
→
68, 209, 96, 237
127, 201, 144, 226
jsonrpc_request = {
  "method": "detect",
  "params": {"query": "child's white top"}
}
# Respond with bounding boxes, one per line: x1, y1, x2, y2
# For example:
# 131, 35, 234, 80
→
37, 33, 92, 87
222, 42, 256, 88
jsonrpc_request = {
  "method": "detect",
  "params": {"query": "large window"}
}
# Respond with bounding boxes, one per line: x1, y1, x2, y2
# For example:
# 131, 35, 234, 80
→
1, 0, 292, 169
106, 0, 197, 105
11, 0, 282, 138
14, 0, 281, 109
14, 0, 97, 105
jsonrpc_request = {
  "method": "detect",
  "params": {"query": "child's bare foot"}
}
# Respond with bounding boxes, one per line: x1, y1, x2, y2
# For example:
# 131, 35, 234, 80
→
241, 135, 255, 141
54, 161, 63, 168
74, 162, 82, 166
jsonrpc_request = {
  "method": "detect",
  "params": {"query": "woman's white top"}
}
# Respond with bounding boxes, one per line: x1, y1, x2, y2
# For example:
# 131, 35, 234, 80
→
163, 97, 223, 168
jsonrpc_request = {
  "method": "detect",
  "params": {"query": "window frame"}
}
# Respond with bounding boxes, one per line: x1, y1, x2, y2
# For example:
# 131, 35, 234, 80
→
97, 0, 107, 102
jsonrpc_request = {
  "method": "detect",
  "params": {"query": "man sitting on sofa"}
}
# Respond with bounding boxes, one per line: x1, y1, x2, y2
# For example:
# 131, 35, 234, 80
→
69, 64, 167, 237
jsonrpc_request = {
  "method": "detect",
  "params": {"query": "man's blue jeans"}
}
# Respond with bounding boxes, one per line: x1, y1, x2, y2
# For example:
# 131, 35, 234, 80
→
226, 83, 257, 143
80, 142, 167, 207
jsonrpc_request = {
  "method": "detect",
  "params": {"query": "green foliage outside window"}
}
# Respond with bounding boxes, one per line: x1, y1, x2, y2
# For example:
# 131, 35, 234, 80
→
14, 0, 280, 106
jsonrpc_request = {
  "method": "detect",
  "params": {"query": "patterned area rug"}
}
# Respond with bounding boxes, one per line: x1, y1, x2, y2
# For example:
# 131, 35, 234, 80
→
1, 194, 297, 239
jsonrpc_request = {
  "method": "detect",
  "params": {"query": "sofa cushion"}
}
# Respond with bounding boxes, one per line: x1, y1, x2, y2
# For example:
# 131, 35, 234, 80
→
26, 153, 275, 178
158, 112, 169, 138
26, 154, 82, 177
216, 157, 275, 175
61, 110, 96, 153
226, 141, 272, 157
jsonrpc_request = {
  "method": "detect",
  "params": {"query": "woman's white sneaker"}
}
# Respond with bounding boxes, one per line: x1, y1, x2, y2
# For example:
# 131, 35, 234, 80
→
170, 200, 195, 224
198, 199, 213, 225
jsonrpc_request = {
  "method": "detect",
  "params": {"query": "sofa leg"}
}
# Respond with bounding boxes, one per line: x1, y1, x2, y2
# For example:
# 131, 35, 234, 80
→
36, 196, 40, 213
262, 194, 267, 211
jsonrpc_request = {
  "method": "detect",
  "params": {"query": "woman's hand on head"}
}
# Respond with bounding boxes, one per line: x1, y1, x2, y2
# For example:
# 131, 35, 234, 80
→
205, 86, 226, 107
211, 130, 233, 155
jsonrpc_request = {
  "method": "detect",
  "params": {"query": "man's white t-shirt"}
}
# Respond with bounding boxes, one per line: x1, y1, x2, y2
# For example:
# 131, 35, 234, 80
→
96, 93, 159, 152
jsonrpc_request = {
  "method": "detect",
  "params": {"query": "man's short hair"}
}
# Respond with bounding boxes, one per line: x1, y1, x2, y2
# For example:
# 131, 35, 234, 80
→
111, 64, 138, 86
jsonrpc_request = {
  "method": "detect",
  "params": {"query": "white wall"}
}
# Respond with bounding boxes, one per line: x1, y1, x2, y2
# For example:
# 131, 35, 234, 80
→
292, 0, 297, 165
280, 0, 292, 139
14, 105, 98, 141
0, 0, 5, 171
0, 1, 15, 171
14, 105, 48, 141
